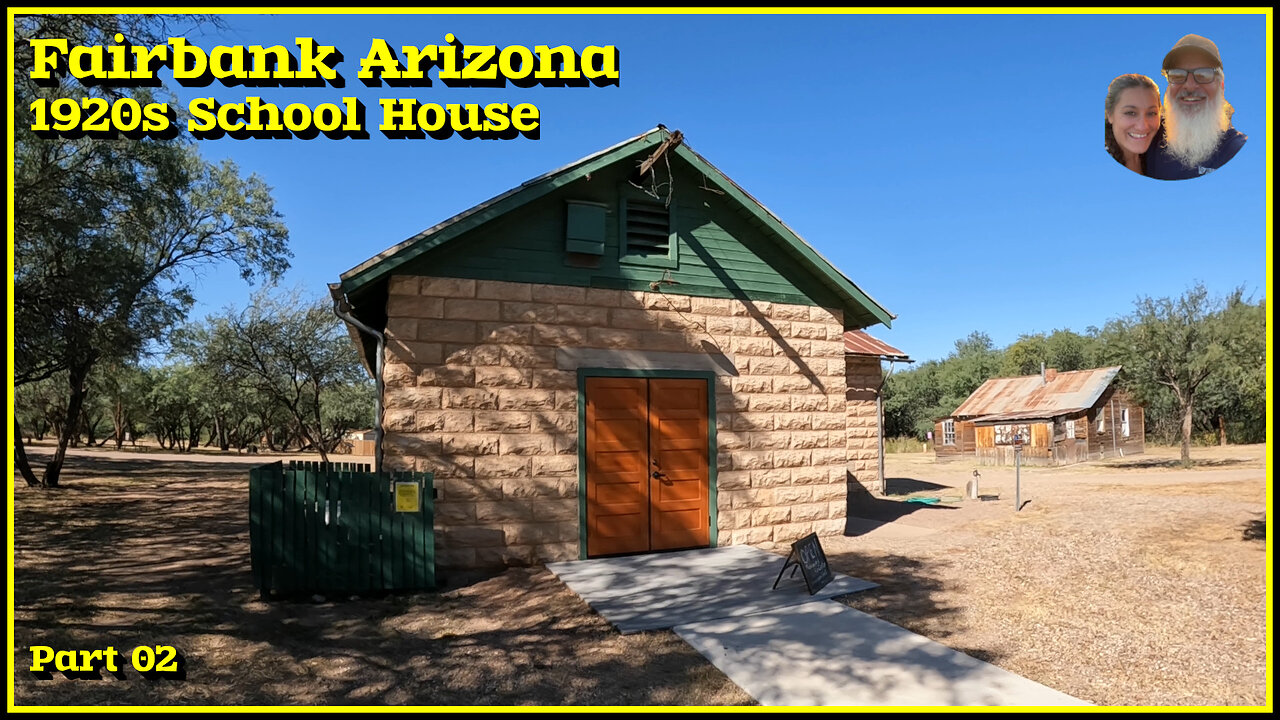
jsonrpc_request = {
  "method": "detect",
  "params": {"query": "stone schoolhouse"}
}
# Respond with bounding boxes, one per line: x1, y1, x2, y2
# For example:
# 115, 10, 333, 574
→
331, 127, 896, 568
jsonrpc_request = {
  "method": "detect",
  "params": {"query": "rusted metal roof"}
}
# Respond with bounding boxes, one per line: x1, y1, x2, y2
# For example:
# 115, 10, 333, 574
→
843, 330, 911, 361
967, 409, 1087, 424
950, 366, 1122, 421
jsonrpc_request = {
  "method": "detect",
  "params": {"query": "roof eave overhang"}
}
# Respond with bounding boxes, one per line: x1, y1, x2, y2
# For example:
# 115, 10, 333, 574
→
968, 409, 1088, 425
847, 351, 913, 362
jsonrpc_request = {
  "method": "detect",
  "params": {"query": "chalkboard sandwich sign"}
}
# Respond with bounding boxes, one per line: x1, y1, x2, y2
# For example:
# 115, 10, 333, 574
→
772, 532, 834, 595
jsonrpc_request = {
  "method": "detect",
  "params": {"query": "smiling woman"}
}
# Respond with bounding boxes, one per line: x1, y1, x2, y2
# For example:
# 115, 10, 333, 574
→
1104, 73, 1161, 176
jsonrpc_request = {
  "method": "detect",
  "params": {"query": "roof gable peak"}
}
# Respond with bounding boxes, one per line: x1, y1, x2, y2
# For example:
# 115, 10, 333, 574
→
335, 127, 893, 329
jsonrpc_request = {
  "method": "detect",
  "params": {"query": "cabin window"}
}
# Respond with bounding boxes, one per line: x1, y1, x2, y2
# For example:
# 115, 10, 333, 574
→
1097, 411, 1105, 433
620, 196, 677, 268
942, 419, 955, 445
1121, 408, 1130, 437
1066, 418, 1076, 439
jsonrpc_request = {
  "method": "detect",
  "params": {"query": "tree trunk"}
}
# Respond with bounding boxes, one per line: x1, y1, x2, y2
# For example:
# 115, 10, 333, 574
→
1180, 400, 1194, 468
83, 406, 97, 447
1218, 415, 1228, 446
14, 419, 41, 487
310, 382, 330, 463
44, 363, 92, 488
112, 399, 125, 450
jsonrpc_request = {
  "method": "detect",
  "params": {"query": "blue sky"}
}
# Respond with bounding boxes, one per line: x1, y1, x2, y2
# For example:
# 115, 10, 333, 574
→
156, 10, 1268, 364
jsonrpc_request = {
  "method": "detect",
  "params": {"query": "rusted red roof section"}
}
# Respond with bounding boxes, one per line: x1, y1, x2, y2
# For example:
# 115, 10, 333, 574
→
950, 366, 1123, 421
843, 330, 911, 360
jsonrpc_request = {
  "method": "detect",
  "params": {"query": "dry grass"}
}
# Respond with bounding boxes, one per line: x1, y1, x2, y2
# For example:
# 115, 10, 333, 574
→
832, 444, 1268, 706
12, 444, 1268, 707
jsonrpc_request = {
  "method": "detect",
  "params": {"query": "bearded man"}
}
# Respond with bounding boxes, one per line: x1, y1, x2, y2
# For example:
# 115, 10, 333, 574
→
1146, 34, 1247, 180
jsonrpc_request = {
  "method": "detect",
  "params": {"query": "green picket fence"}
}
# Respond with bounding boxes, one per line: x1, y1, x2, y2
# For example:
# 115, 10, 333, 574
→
249, 460, 435, 598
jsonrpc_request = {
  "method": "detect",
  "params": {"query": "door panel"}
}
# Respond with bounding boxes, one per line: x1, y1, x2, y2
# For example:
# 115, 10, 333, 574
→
975, 426, 995, 448
585, 376, 710, 557
648, 379, 710, 551
585, 378, 649, 557
1031, 423, 1051, 447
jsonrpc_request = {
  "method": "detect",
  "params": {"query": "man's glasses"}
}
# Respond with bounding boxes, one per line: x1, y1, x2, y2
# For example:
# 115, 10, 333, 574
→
1164, 67, 1220, 85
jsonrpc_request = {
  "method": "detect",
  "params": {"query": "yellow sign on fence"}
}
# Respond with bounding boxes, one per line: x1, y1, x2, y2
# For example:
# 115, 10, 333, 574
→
394, 482, 420, 512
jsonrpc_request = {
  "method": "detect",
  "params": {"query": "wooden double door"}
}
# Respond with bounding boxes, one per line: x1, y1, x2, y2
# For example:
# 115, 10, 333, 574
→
585, 377, 710, 557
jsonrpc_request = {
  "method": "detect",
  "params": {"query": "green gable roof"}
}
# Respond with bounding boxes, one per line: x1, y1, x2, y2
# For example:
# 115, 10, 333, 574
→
337, 127, 894, 329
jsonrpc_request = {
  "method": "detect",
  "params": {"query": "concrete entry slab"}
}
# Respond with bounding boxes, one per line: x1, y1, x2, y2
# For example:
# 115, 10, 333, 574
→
546, 545, 877, 633
675, 602, 1089, 706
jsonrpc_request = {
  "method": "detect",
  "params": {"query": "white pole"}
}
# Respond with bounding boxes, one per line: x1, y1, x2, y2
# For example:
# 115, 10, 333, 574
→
877, 392, 886, 494
876, 359, 898, 495
1015, 436, 1022, 511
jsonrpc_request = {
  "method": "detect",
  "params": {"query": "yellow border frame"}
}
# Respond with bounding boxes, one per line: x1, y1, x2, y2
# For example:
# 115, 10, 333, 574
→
6, 6, 1272, 714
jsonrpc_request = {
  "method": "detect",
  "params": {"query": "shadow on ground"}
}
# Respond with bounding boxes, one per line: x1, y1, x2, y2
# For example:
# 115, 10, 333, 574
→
1241, 515, 1265, 542
1099, 457, 1248, 471
822, 546, 1002, 678
14, 454, 992, 707
12, 454, 752, 706
882, 477, 951, 495
844, 474, 957, 533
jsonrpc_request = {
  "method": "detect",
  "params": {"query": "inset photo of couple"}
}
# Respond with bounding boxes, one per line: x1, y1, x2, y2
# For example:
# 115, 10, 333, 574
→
1105, 33, 1247, 180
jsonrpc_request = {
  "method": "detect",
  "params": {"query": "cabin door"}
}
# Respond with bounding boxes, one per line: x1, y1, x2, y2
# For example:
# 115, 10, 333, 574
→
584, 377, 710, 557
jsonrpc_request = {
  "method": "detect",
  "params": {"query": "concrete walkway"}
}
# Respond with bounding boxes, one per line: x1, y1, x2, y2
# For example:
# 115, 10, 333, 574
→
548, 546, 1088, 706
546, 545, 877, 633
676, 602, 1087, 706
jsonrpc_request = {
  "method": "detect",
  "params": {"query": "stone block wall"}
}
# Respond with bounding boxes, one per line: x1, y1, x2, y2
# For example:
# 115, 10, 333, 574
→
381, 275, 864, 568
845, 355, 883, 496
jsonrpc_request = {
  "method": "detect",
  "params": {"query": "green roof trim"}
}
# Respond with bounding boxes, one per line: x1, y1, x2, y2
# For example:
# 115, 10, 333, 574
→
340, 129, 667, 294
337, 127, 893, 329
670, 143, 892, 329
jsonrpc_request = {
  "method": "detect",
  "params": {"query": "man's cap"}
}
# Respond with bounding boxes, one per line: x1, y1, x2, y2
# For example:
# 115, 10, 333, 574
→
1163, 34, 1222, 70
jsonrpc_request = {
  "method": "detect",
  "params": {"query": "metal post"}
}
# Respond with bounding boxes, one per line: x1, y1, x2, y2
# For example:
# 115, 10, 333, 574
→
877, 392, 886, 494
1015, 441, 1022, 511
876, 359, 899, 496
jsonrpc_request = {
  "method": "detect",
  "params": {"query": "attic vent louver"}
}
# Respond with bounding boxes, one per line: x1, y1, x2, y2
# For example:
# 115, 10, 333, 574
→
624, 200, 670, 255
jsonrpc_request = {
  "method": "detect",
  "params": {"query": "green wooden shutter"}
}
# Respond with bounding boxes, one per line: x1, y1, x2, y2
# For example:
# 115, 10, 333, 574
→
566, 201, 606, 255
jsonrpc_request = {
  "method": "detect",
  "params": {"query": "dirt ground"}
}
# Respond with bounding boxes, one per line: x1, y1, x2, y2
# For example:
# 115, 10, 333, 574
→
10, 443, 1269, 707
11, 446, 750, 707
832, 444, 1269, 707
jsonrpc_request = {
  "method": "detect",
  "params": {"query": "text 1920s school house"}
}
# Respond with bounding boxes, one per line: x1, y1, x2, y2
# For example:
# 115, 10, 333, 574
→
331, 127, 897, 568
933, 366, 1144, 466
